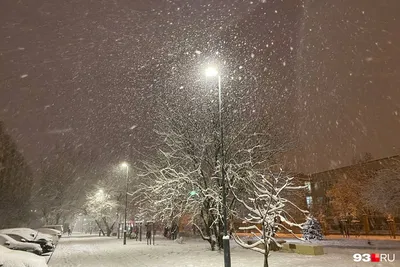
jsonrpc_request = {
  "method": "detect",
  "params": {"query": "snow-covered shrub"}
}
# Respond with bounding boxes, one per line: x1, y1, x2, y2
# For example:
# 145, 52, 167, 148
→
302, 216, 323, 240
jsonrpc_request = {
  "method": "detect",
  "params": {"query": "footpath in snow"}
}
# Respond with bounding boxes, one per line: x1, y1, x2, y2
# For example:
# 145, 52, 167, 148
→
48, 234, 400, 267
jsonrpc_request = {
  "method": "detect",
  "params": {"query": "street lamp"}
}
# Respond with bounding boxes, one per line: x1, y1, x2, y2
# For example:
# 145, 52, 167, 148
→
205, 66, 231, 267
120, 162, 129, 245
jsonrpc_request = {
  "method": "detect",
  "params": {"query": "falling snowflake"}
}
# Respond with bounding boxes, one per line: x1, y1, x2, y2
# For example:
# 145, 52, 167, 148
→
20, 74, 28, 78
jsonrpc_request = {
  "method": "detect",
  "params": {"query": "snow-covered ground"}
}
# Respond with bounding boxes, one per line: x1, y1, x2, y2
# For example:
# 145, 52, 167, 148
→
281, 237, 400, 250
48, 234, 400, 267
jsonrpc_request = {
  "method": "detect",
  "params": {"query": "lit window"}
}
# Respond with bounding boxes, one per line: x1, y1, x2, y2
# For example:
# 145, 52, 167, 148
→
306, 196, 313, 208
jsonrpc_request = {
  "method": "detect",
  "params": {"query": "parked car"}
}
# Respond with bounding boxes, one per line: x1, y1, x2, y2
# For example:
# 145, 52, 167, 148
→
42, 224, 64, 233
0, 245, 48, 267
0, 233, 43, 255
0, 228, 54, 242
0, 229, 54, 253
37, 227, 62, 239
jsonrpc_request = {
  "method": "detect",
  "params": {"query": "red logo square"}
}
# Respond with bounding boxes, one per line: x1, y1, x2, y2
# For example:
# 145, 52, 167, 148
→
371, 253, 380, 262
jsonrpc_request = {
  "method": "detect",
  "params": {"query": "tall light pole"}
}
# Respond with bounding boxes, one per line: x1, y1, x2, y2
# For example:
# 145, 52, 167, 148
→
120, 162, 129, 245
205, 66, 231, 267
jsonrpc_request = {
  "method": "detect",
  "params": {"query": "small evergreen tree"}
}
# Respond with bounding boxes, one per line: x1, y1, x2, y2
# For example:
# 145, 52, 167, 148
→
302, 216, 323, 240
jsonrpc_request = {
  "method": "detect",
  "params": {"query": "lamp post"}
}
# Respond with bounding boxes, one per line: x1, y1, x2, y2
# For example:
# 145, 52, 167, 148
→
205, 66, 231, 267
120, 162, 129, 245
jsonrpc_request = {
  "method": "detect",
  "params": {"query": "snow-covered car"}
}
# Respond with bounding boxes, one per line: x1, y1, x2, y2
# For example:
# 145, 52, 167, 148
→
0, 233, 43, 255
3, 233, 54, 253
0, 228, 53, 241
0, 245, 48, 267
42, 225, 64, 233
0, 229, 54, 253
36, 228, 62, 239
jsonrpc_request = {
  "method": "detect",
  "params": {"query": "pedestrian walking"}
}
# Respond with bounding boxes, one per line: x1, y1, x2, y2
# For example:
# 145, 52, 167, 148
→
352, 219, 361, 237
164, 226, 169, 238
339, 219, 345, 237
146, 227, 152, 245
387, 214, 396, 239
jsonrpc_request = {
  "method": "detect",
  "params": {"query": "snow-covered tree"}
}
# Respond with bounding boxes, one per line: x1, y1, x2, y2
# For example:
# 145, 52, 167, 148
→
0, 121, 34, 227
81, 167, 139, 236
138, 122, 226, 250
84, 185, 120, 236
362, 167, 400, 216
302, 216, 323, 241
326, 165, 374, 218
138, 99, 293, 251
33, 147, 98, 226
229, 169, 308, 267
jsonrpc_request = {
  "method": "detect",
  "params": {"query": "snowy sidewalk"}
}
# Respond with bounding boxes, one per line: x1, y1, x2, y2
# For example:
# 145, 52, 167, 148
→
237, 233, 400, 250
48, 234, 400, 267
238, 232, 399, 241
276, 233, 400, 241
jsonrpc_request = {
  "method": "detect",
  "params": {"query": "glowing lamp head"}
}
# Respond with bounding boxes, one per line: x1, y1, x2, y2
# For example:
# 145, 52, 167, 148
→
120, 162, 129, 168
205, 67, 218, 77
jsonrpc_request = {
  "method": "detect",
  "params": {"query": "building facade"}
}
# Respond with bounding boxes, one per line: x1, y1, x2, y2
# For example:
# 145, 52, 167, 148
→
301, 155, 400, 235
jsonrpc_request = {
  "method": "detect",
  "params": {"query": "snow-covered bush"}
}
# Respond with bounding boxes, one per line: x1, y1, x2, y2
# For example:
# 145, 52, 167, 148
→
302, 216, 323, 241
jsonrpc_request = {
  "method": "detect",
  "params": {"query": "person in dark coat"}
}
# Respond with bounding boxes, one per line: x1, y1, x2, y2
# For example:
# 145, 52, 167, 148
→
339, 219, 345, 237
146, 224, 152, 245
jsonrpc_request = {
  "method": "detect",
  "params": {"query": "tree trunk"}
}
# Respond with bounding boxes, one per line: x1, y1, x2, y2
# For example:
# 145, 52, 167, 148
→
193, 222, 215, 251
44, 214, 49, 225
264, 251, 269, 267
217, 219, 224, 250
263, 221, 269, 267
102, 217, 112, 236
263, 241, 270, 267
212, 223, 220, 250
210, 232, 216, 251
209, 218, 216, 251
95, 219, 105, 236
55, 212, 61, 224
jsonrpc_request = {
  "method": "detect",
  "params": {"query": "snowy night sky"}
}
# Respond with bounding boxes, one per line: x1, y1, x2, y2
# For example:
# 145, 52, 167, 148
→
1, 0, 399, 176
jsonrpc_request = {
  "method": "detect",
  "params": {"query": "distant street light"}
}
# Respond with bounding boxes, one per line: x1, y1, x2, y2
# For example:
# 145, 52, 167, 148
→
120, 162, 129, 245
205, 66, 219, 77
204, 66, 231, 267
